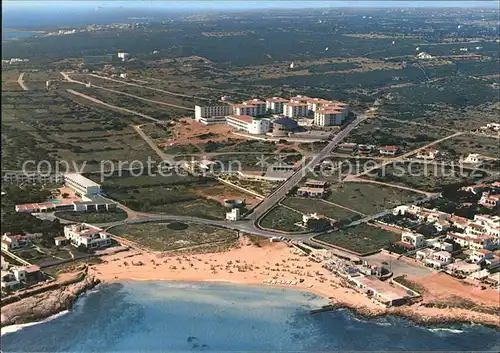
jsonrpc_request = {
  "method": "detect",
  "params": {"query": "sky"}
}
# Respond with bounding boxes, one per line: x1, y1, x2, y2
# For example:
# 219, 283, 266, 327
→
3, 1, 499, 10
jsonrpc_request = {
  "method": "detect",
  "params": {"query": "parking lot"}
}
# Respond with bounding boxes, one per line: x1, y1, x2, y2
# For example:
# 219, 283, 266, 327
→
363, 251, 434, 278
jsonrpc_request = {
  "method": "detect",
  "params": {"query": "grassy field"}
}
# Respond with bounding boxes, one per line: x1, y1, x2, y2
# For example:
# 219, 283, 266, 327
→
315, 223, 399, 254
15, 246, 86, 267
348, 119, 451, 152
259, 206, 303, 232
221, 175, 279, 196
54, 209, 128, 223
1, 90, 154, 171
368, 162, 488, 192
282, 197, 359, 222
109, 222, 238, 252
74, 84, 194, 120
93, 173, 228, 219
436, 135, 500, 159
327, 182, 422, 214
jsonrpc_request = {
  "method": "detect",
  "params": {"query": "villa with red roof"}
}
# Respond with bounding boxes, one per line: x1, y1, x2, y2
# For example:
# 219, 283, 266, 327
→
63, 223, 111, 250
379, 145, 401, 156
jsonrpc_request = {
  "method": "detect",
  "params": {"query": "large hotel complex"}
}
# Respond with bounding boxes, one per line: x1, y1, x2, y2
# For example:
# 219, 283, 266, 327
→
194, 95, 349, 135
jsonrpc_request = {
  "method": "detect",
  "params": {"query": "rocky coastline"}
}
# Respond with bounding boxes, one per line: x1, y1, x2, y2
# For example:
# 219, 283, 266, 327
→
2, 274, 498, 331
328, 299, 500, 329
1, 273, 100, 327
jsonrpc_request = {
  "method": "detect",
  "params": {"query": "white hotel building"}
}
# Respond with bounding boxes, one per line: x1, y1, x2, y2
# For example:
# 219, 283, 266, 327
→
64, 173, 101, 196
242, 99, 267, 116
313, 102, 349, 126
226, 115, 271, 135
195, 105, 232, 124
314, 108, 344, 126
283, 102, 309, 118
232, 103, 258, 117
266, 97, 288, 114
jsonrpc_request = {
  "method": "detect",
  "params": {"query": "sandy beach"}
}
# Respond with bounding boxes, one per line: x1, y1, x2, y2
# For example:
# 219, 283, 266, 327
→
91, 239, 376, 309
89, 238, 500, 328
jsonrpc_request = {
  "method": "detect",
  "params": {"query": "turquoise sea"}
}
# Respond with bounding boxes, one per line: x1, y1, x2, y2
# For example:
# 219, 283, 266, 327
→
1, 281, 499, 352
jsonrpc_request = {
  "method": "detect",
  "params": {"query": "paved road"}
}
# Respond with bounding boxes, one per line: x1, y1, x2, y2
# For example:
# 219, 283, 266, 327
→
247, 115, 369, 222
97, 215, 316, 239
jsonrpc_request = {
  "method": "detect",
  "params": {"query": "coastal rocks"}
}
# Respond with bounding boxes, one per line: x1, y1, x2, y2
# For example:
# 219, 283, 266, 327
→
1, 274, 100, 327
327, 299, 500, 329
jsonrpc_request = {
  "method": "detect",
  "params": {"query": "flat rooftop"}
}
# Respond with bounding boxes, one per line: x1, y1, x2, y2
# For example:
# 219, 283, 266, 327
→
354, 276, 410, 301
65, 173, 101, 188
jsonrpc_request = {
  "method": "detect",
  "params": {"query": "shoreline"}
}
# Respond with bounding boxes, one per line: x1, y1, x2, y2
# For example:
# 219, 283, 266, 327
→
98, 277, 500, 330
2, 277, 499, 335
2, 241, 499, 331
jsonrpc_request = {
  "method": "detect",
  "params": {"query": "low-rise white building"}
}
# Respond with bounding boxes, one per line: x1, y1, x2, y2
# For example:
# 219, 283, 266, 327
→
117, 52, 130, 60
400, 232, 426, 248
1, 270, 20, 291
435, 220, 451, 232
479, 192, 500, 209
63, 223, 111, 250
473, 214, 500, 236
416, 148, 440, 160
379, 146, 400, 156
424, 251, 452, 269
469, 249, 494, 264
64, 173, 101, 196
417, 52, 433, 59
226, 115, 270, 135
2, 172, 64, 185
226, 208, 241, 221
462, 153, 483, 164
425, 238, 454, 252
416, 248, 435, 261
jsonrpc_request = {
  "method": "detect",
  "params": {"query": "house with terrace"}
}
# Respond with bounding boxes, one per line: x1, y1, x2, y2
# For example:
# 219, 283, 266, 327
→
479, 192, 500, 209
424, 251, 453, 269
397, 232, 426, 249
63, 223, 112, 250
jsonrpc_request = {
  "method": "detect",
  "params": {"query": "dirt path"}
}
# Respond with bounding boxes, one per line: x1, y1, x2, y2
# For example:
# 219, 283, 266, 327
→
132, 124, 171, 161
17, 72, 28, 90
319, 199, 366, 216
61, 72, 193, 111
89, 73, 209, 101
353, 132, 465, 178
66, 89, 161, 123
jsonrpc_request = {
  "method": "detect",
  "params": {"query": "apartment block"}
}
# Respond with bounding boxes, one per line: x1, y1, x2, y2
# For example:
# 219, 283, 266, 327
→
283, 102, 309, 118
232, 103, 258, 117
243, 99, 267, 116
194, 105, 232, 124
265, 97, 288, 114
